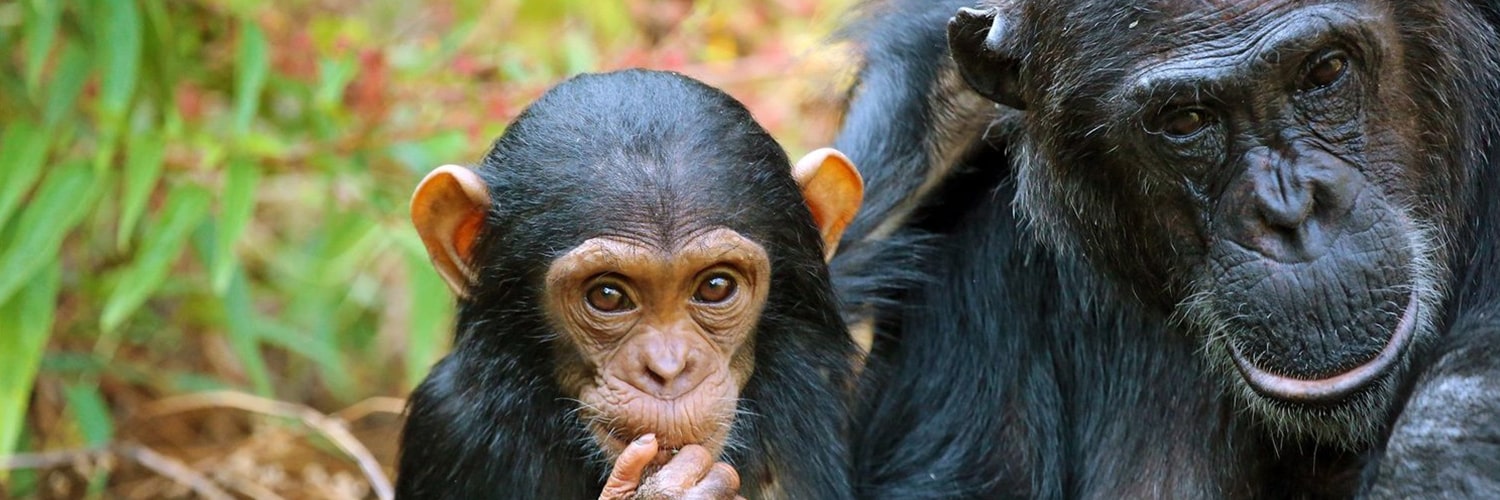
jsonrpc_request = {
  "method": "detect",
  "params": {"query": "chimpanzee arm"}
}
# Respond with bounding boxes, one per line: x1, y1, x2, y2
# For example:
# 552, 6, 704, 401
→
828, 0, 1008, 327
1364, 317, 1500, 497
832, 0, 1000, 246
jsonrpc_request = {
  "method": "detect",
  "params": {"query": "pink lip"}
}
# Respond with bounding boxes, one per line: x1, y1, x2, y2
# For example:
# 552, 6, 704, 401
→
1229, 290, 1418, 404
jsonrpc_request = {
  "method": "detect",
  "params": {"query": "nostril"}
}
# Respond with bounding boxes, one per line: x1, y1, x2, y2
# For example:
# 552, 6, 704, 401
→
1311, 168, 1360, 222
645, 369, 669, 390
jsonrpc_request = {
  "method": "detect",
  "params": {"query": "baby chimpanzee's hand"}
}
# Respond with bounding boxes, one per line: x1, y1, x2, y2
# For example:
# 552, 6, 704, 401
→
599, 434, 743, 500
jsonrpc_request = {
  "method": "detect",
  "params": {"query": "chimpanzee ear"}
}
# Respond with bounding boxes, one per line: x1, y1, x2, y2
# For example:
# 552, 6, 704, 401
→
793, 148, 863, 261
948, 7, 1027, 110
411, 165, 491, 297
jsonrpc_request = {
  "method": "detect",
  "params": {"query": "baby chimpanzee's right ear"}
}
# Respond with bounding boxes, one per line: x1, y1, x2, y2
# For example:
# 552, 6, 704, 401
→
411, 165, 490, 297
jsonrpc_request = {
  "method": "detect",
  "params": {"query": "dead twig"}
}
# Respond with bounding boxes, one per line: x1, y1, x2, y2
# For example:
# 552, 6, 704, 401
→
204, 465, 288, 500
334, 396, 407, 423
0, 447, 106, 470
117, 443, 234, 500
1, 443, 233, 500
141, 390, 395, 500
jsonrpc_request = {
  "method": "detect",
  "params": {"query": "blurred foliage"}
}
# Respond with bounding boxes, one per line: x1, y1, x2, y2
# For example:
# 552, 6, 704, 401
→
0, 0, 856, 497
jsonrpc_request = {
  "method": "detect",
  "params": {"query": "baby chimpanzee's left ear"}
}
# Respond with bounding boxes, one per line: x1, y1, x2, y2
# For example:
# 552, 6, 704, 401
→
793, 148, 863, 261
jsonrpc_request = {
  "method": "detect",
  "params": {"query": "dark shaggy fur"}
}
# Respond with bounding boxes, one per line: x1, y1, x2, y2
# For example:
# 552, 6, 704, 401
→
830, 0, 1500, 497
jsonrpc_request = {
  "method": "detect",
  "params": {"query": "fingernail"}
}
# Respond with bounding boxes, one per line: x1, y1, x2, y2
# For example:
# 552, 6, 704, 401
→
635, 434, 655, 444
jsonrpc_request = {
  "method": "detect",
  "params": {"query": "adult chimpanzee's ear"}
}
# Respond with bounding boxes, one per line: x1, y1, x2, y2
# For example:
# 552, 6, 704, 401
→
793, 148, 863, 261
411, 165, 490, 297
948, 7, 1026, 110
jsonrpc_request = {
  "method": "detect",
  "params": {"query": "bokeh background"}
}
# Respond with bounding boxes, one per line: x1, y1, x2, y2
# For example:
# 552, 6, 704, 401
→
0, 0, 857, 497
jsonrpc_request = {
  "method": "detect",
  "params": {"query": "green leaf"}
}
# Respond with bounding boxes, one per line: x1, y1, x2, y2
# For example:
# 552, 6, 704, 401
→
232, 20, 269, 136
313, 57, 358, 110
0, 260, 60, 461
22, 0, 63, 92
387, 131, 471, 174
94, 0, 142, 121
256, 320, 343, 378
220, 270, 272, 396
211, 159, 260, 293
0, 120, 51, 229
137, 0, 178, 101
569, 0, 632, 44
0, 162, 98, 306
62, 383, 113, 447
562, 32, 598, 75
100, 183, 212, 335
167, 373, 235, 394
315, 214, 383, 285
399, 19, 477, 74
44, 43, 91, 129
115, 132, 166, 249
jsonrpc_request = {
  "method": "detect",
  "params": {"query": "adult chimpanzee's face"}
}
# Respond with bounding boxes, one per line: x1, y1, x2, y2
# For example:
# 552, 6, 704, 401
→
952, 1, 1453, 442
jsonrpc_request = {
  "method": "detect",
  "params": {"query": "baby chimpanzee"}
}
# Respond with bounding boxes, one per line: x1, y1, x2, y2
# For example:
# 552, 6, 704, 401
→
400, 69, 863, 499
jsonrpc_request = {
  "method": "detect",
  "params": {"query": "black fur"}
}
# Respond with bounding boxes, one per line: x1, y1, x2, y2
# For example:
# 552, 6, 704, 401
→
397, 70, 856, 499
830, 0, 1500, 497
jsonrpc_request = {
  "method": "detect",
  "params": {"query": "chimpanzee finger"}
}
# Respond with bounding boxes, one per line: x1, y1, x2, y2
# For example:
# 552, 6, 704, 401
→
599, 434, 659, 500
638, 444, 715, 494
680, 462, 741, 500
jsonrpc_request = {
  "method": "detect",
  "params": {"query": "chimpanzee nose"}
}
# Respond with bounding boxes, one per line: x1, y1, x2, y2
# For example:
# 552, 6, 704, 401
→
626, 334, 709, 399
1255, 168, 1314, 230
1225, 149, 1358, 262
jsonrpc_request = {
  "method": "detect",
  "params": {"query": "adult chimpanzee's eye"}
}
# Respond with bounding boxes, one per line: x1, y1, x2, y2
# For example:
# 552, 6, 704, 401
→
1157, 108, 1211, 138
693, 272, 737, 303
1302, 50, 1349, 90
586, 282, 634, 312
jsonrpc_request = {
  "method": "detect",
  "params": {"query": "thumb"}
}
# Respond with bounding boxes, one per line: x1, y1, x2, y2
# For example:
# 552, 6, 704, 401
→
600, 434, 658, 500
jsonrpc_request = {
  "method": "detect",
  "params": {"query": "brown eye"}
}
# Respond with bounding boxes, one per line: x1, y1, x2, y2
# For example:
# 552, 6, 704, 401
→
1159, 108, 1211, 138
1302, 51, 1348, 90
693, 273, 737, 303
586, 283, 633, 312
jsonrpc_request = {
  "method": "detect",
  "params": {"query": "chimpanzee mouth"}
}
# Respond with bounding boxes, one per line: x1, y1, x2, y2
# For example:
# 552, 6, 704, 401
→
594, 421, 729, 468
1228, 290, 1418, 405
601, 433, 680, 466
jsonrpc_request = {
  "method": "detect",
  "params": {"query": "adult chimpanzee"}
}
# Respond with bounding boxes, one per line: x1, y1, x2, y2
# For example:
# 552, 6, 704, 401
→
830, 0, 1500, 497
398, 69, 864, 499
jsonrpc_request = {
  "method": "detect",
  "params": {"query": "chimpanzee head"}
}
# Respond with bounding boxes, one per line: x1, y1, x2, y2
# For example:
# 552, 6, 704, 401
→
409, 70, 863, 468
949, 0, 1500, 444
